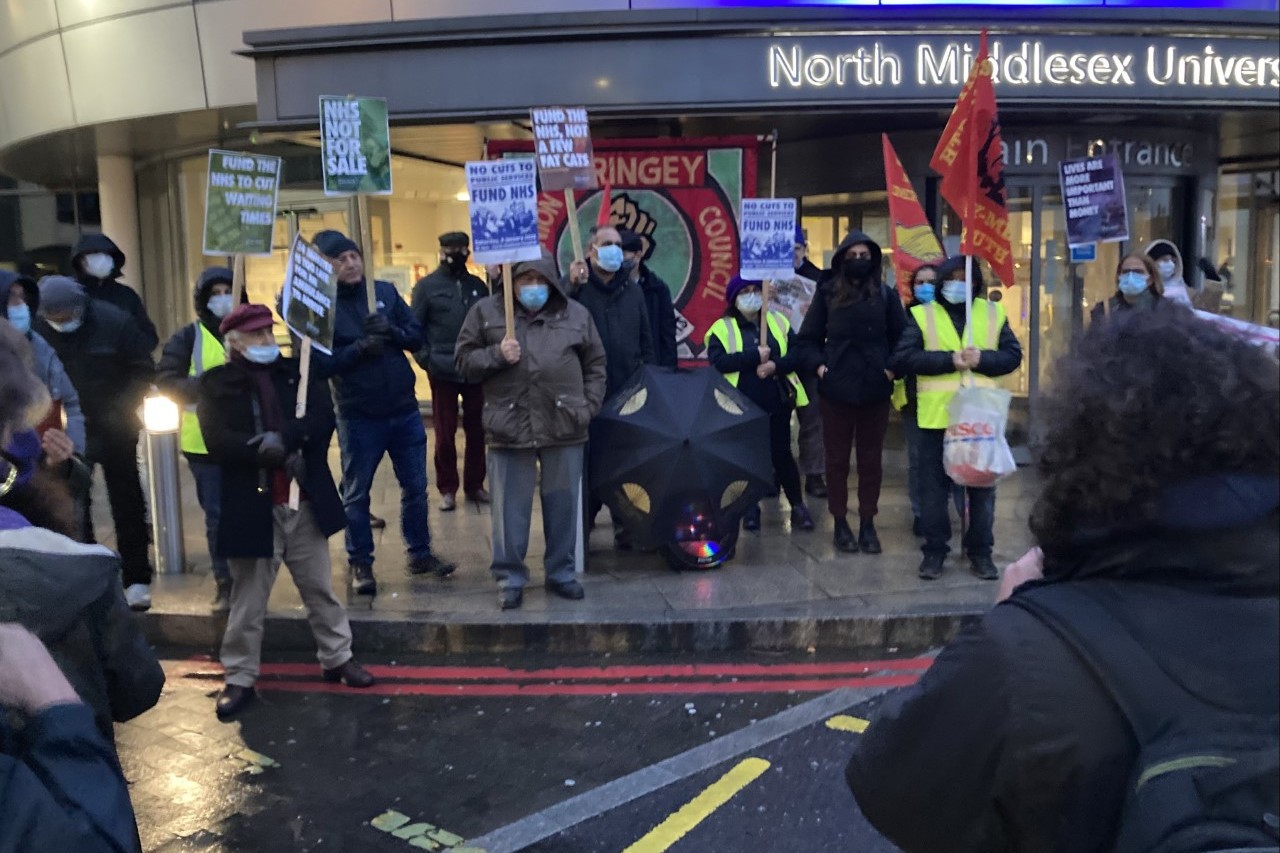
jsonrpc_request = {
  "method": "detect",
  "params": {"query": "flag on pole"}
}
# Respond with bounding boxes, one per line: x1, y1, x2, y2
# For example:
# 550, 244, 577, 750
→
883, 134, 946, 302
929, 29, 1015, 288
596, 182, 613, 227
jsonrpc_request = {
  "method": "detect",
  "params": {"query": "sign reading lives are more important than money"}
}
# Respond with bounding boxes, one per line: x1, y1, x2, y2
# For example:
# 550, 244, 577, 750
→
320, 96, 392, 195
530, 106, 598, 193
202, 150, 281, 256
281, 233, 339, 354
465, 159, 542, 265
738, 198, 797, 281
1058, 155, 1129, 248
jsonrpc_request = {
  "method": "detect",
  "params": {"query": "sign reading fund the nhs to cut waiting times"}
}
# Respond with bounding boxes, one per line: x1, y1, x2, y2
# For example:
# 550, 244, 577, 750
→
765, 35, 1279, 103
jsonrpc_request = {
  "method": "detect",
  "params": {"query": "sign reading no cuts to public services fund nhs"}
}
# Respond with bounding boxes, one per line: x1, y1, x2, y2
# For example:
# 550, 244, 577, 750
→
465, 159, 542, 266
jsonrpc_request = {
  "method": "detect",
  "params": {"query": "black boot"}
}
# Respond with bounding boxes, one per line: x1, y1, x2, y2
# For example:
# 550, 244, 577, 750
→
858, 520, 882, 555
742, 506, 761, 532
790, 505, 815, 531
969, 554, 999, 581
833, 517, 859, 553
918, 553, 945, 580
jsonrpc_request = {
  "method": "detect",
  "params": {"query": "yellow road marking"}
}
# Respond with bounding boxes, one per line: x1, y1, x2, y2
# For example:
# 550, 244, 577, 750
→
621, 757, 771, 853
825, 715, 870, 733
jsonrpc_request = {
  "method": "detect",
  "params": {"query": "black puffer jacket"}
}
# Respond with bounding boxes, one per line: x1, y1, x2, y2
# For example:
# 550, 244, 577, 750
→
797, 231, 906, 405
637, 265, 678, 370
848, 473, 1280, 853
410, 263, 489, 384
71, 233, 158, 350
569, 269, 656, 400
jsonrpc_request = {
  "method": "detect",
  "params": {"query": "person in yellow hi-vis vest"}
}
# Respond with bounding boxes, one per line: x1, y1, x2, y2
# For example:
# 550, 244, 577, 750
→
705, 276, 815, 534
890, 256, 1022, 582
156, 267, 242, 613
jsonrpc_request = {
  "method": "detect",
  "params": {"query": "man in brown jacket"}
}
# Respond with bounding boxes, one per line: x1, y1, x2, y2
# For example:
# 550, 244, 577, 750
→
455, 252, 607, 611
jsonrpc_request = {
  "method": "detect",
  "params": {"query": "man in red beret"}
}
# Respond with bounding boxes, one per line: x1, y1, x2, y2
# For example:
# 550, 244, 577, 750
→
197, 304, 374, 720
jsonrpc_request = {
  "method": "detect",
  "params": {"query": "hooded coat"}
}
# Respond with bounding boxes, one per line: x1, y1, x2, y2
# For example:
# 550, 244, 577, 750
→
71, 234, 158, 350
847, 473, 1279, 853
0, 271, 86, 454
156, 267, 236, 450
456, 256, 608, 449
797, 230, 906, 405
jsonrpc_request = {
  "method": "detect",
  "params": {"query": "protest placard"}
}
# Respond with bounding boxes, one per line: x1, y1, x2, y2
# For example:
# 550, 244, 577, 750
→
530, 106, 598, 193
770, 274, 818, 332
281, 233, 339, 354
320, 96, 392, 195
739, 198, 797, 282
465, 160, 542, 265
202, 150, 281, 256
1059, 155, 1129, 248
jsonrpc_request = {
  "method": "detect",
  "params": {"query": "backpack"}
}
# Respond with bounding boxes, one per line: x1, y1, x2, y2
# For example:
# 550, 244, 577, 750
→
1011, 584, 1280, 853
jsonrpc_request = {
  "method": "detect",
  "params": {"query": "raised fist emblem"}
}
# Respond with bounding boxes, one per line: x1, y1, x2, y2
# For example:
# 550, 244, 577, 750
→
606, 192, 658, 261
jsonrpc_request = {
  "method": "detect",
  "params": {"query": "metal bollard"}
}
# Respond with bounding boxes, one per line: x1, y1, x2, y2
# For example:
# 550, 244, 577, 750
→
143, 394, 187, 575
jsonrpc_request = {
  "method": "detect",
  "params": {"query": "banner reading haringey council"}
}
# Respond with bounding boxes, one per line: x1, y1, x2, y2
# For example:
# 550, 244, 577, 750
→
488, 137, 758, 363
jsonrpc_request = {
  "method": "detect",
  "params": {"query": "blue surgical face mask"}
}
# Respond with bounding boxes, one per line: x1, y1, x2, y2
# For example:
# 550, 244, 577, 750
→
913, 282, 936, 304
6, 303, 31, 334
596, 244, 624, 273
735, 292, 763, 315
1118, 271, 1149, 297
47, 316, 83, 334
207, 294, 235, 319
244, 343, 280, 365
941, 280, 969, 304
517, 283, 549, 312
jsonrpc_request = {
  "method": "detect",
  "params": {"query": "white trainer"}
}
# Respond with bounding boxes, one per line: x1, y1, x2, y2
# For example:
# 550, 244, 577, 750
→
124, 583, 152, 612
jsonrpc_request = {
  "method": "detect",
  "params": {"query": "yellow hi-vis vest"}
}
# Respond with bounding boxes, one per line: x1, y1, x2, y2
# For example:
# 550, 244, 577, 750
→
179, 323, 227, 455
910, 299, 1005, 429
704, 311, 810, 408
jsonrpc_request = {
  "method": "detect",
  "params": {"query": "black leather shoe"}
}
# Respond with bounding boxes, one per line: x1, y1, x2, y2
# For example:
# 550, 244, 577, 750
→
969, 555, 1000, 581
790, 505, 815, 531
323, 659, 375, 688
369, 514, 387, 530
858, 520, 882, 555
742, 506, 761, 532
833, 517, 859, 553
500, 587, 524, 610
805, 476, 828, 499
215, 685, 255, 720
407, 553, 456, 578
918, 554, 946, 580
350, 564, 377, 595
545, 579, 585, 600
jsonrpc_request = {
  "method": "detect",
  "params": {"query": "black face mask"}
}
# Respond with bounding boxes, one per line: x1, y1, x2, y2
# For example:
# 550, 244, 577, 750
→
844, 257, 877, 281
445, 253, 469, 273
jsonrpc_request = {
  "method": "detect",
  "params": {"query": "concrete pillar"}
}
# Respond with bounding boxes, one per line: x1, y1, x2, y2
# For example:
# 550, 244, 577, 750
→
95, 153, 144, 294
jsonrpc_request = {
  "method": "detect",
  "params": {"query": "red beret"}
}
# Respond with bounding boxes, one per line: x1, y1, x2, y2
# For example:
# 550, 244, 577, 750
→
220, 303, 275, 336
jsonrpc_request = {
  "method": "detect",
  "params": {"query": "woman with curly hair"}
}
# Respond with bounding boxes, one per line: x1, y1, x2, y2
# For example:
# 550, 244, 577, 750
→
847, 308, 1278, 853
1090, 251, 1170, 323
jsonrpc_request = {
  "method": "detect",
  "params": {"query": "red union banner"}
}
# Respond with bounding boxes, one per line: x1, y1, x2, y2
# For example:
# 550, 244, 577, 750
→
929, 29, 1016, 288
883, 133, 946, 303
488, 136, 758, 363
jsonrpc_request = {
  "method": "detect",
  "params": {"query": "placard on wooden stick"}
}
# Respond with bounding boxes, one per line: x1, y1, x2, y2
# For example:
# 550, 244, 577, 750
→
531, 106, 597, 263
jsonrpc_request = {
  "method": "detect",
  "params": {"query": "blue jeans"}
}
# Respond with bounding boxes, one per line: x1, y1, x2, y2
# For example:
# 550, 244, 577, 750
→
337, 410, 431, 567
916, 427, 995, 558
187, 457, 229, 582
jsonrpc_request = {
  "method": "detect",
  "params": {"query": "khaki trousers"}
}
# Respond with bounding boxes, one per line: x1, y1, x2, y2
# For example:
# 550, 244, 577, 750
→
221, 504, 354, 687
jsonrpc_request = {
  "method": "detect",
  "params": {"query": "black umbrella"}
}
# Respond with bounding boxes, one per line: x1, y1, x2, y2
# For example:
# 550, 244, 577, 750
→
589, 366, 773, 561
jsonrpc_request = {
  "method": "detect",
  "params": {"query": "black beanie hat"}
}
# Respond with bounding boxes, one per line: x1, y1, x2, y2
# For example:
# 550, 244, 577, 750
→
313, 230, 360, 259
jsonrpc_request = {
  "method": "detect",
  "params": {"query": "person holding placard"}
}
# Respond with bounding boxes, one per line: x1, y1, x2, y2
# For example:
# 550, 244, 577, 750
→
411, 232, 490, 511
199, 304, 375, 720
455, 252, 607, 611
311, 229, 455, 596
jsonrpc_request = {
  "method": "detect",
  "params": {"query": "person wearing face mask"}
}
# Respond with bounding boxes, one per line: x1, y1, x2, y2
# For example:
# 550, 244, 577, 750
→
1090, 253, 1169, 323
456, 252, 607, 611
198, 304, 375, 719
891, 256, 1022, 582
70, 233, 158, 350
797, 232, 906, 555
567, 225, 656, 550
311, 229, 454, 596
1144, 240, 1192, 308
706, 277, 815, 534
34, 276, 155, 610
620, 229, 678, 370
156, 267, 246, 612
898, 264, 942, 537
411, 232, 491, 512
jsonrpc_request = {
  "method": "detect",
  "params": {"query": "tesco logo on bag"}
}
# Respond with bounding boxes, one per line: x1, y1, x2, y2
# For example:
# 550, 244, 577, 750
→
946, 421, 996, 438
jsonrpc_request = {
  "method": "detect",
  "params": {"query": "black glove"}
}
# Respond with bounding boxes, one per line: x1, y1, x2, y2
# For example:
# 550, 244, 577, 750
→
357, 335, 386, 358
284, 450, 307, 485
363, 313, 392, 338
247, 431, 287, 468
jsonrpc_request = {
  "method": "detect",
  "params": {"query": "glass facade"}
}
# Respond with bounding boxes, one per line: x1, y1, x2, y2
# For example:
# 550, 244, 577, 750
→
1216, 168, 1280, 326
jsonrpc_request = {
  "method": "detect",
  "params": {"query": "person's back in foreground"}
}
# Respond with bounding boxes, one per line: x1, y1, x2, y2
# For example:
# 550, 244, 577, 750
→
847, 308, 1279, 853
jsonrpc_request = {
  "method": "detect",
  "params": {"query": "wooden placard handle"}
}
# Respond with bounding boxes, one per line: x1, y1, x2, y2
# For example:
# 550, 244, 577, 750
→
502, 262, 515, 340
356, 195, 376, 314
564, 188, 584, 264
231, 254, 246, 306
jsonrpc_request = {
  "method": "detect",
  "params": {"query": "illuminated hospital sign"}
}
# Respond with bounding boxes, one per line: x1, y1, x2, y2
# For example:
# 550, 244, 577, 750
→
767, 36, 1280, 99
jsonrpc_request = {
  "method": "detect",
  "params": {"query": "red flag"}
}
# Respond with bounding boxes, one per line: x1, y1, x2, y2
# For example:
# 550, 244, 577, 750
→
596, 182, 612, 227
883, 134, 946, 303
929, 30, 1015, 288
